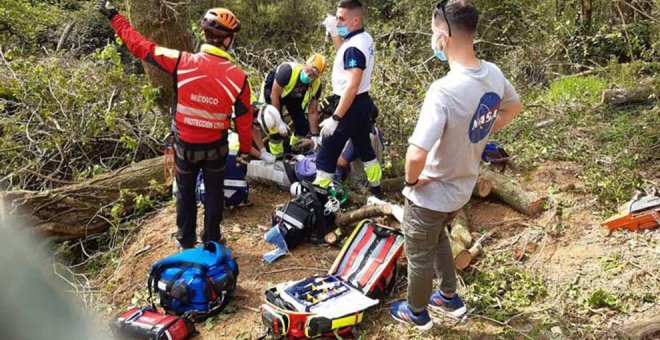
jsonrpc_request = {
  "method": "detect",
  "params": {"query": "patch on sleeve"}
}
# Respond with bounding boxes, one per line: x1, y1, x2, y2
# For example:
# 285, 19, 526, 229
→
154, 47, 180, 59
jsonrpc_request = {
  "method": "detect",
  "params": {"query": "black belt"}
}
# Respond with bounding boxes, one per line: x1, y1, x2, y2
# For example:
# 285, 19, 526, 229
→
173, 131, 228, 151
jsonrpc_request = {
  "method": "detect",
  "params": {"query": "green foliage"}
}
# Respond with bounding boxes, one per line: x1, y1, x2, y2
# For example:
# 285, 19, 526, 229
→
0, 44, 167, 189
463, 253, 547, 321
0, 0, 64, 50
544, 76, 607, 105
587, 289, 623, 312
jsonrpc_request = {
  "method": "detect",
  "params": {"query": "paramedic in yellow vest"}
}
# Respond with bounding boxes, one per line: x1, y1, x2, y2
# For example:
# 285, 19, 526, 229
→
257, 53, 327, 157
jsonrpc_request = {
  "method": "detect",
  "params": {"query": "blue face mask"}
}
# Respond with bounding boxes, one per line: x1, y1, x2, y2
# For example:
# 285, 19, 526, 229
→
434, 50, 447, 61
337, 25, 350, 38
299, 71, 312, 84
431, 35, 448, 62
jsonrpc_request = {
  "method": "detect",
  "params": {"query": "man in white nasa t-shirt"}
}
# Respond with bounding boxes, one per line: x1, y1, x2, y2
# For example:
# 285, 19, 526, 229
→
318, 0, 383, 197
390, 0, 523, 330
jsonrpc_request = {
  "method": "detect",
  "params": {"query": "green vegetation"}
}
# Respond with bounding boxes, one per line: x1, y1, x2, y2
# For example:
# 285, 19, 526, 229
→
1, 1, 658, 338
463, 253, 547, 322
587, 288, 623, 312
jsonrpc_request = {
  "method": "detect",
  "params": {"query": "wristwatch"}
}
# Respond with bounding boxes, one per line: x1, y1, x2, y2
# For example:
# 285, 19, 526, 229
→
331, 114, 342, 121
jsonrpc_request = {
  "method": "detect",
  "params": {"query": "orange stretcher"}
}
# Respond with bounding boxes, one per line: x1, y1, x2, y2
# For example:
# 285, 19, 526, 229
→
601, 193, 660, 232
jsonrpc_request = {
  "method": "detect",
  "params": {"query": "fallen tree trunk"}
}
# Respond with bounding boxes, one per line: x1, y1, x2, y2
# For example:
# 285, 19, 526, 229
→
0, 157, 166, 241
335, 204, 393, 226
602, 85, 657, 106
481, 168, 548, 216
617, 314, 660, 339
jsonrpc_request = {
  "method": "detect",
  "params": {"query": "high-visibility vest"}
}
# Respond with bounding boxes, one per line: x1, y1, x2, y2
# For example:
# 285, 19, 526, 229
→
279, 62, 321, 110
174, 44, 247, 143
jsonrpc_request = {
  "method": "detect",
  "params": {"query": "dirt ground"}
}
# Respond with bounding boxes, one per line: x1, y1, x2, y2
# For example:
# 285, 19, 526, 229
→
97, 162, 660, 339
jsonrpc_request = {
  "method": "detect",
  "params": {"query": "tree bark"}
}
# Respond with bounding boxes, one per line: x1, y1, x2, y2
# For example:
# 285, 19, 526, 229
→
602, 86, 657, 106
126, 0, 194, 108
580, 0, 593, 27
335, 204, 393, 227
481, 168, 548, 216
0, 157, 167, 241
617, 314, 660, 339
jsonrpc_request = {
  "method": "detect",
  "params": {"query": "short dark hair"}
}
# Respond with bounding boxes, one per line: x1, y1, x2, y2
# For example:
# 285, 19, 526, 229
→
433, 0, 478, 35
338, 0, 363, 10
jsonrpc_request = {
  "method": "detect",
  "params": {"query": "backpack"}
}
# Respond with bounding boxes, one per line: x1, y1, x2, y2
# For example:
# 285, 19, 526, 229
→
148, 242, 239, 322
112, 307, 196, 340
272, 182, 334, 248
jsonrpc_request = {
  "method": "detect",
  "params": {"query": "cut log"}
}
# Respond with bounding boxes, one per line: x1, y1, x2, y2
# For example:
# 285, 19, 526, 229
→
447, 210, 473, 270
0, 157, 167, 241
617, 314, 660, 339
335, 204, 393, 226
324, 231, 338, 245
602, 85, 657, 106
472, 176, 493, 198
449, 210, 472, 246
457, 230, 497, 270
480, 168, 548, 216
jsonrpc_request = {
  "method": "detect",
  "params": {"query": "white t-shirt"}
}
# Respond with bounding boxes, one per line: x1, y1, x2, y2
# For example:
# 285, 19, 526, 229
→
403, 61, 520, 212
332, 29, 375, 96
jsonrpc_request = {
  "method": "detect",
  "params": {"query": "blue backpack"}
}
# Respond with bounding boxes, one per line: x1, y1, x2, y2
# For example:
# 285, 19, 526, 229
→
148, 242, 239, 321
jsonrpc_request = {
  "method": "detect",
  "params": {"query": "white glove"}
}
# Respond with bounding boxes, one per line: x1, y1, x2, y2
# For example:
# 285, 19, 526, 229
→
322, 15, 338, 37
259, 148, 276, 164
278, 122, 290, 136
320, 117, 339, 138
311, 135, 322, 149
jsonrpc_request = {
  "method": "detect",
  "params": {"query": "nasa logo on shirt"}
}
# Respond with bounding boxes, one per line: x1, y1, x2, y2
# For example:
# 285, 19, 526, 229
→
469, 92, 501, 143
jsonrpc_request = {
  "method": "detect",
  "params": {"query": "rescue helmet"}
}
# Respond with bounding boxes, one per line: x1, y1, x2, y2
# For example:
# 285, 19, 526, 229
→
258, 105, 284, 135
305, 53, 327, 77
290, 182, 303, 197
201, 8, 241, 36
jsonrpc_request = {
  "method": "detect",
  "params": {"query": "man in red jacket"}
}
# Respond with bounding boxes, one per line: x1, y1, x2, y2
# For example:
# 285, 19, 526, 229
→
97, 1, 253, 249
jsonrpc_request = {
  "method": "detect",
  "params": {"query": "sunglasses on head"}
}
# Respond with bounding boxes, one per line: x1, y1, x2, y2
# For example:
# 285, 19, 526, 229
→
435, 0, 452, 37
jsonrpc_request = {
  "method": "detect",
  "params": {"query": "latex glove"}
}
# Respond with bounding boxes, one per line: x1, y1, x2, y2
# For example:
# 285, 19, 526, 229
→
322, 15, 338, 37
320, 117, 339, 138
311, 135, 322, 149
278, 121, 290, 136
259, 148, 276, 164
95, 0, 118, 19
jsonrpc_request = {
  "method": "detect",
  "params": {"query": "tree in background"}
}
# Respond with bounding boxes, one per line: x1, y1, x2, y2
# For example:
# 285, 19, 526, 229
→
126, 0, 193, 108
